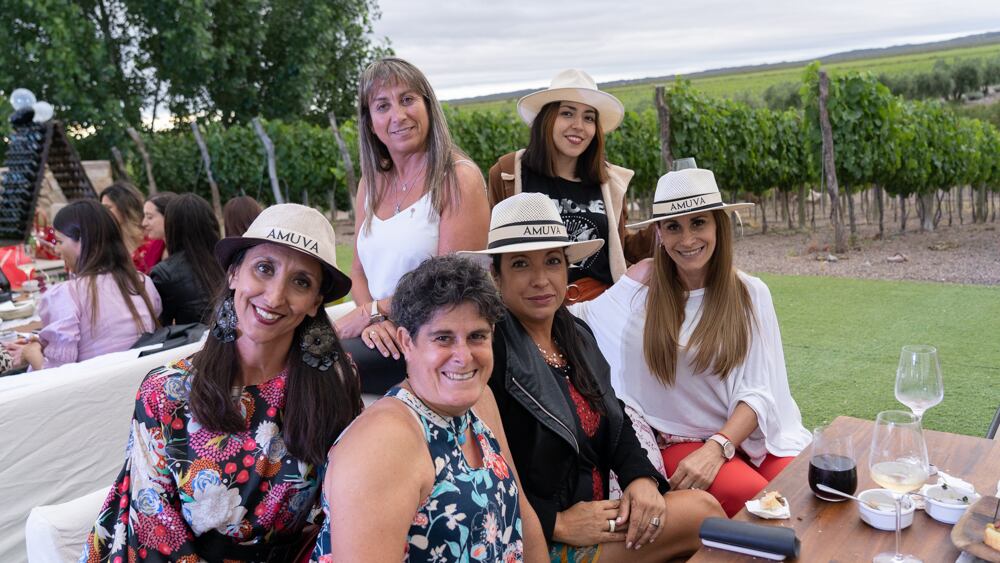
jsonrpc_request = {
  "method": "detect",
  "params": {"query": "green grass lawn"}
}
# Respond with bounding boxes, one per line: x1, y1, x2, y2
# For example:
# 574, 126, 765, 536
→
458, 42, 1000, 112
334, 242, 998, 437
759, 274, 1000, 438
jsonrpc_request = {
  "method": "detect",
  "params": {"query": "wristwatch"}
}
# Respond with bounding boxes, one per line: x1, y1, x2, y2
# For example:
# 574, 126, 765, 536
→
368, 300, 386, 324
708, 433, 736, 460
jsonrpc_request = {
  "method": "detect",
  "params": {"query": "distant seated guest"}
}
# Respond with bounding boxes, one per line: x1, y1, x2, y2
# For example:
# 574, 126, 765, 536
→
139, 191, 176, 271
100, 182, 162, 274
150, 193, 224, 325
7, 200, 161, 370
223, 195, 263, 237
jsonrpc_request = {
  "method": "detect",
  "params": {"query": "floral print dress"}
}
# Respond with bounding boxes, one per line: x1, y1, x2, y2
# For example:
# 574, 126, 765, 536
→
313, 386, 524, 562
81, 358, 330, 562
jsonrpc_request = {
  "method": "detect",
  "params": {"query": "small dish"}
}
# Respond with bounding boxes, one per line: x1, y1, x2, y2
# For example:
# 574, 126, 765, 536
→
858, 488, 915, 531
0, 300, 35, 321
926, 484, 980, 525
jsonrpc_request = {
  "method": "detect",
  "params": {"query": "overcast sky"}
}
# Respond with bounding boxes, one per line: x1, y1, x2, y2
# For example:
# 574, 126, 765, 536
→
371, 1, 1000, 100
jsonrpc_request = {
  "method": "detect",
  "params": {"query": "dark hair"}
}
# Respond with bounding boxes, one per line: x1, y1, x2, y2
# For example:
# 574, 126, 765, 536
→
147, 191, 177, 215
164, 193, 224, 300
223, 196, 262, 238
491, 253, 605, 413
392, 255, 505, 337
100, 182, 144, 227
522, 101, 608, 185
189, 249, 362, 466
53, 200, 159, 332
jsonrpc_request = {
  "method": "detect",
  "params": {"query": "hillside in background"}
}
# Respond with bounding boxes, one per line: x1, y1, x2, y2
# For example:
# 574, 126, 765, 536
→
452, 30, 1000, 112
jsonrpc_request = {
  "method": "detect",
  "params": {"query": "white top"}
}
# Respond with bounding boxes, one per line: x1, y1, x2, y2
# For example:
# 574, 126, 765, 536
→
357, 191, 440, 300
570, 272, 811, 466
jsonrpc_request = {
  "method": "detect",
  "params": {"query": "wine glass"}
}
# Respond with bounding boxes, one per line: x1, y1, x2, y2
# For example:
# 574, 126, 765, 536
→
895, 345, 943, 474
895, 345, 944, 419
869, 410, 930, 563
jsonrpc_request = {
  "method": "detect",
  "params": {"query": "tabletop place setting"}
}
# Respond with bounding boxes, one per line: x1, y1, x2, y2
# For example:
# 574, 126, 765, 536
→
694, 344, 1000, 563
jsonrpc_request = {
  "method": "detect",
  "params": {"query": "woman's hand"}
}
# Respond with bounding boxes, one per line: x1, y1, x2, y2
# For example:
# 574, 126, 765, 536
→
361, 319, 401, 359
334, 304, 372, 339
6, 339, 43, 370
668, 442, 725, 492
618, 477, 666, 549
553, 499, 627, 547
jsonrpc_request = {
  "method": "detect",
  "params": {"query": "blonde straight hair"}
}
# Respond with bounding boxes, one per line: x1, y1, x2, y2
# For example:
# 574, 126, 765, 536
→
642, 210, 755, 386
357, 57, 469, 233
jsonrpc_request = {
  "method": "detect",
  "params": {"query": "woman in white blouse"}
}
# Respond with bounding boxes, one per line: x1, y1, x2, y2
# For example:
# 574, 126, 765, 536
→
571, 165, 810, 517
336, 57, 489, 392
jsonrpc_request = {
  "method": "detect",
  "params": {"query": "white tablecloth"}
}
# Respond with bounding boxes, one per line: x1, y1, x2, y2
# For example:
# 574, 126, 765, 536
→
0, 341, 205, 563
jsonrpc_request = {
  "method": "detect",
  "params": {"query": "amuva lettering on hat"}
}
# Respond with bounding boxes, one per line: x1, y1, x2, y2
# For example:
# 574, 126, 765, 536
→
266, 228, 321, 254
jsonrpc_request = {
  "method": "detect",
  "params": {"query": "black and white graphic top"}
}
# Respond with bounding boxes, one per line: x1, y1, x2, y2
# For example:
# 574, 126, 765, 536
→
523, 167, 612, 285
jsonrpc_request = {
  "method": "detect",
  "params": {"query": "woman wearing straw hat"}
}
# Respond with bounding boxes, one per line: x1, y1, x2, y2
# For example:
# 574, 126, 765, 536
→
318, 255, 549, 562
82, 204, 361, 562
336, 57, 490, 378
571, 166, 811, 517
464, 193, 723, 562
487, 69, 654, 302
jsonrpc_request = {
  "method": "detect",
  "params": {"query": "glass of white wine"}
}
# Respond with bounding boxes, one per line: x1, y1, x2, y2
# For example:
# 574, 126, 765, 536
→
869, 410, 930, 563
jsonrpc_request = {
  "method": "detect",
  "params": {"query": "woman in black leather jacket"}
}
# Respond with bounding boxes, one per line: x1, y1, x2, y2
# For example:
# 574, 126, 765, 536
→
464, 193, 723, 563
150, 194, 225, 325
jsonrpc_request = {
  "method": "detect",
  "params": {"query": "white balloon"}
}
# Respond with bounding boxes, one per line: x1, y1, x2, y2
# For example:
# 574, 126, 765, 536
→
9, 88, 36, 110
32, 101, 54, 123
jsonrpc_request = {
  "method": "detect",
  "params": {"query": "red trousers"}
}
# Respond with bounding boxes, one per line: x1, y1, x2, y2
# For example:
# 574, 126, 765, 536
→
661, 442, 794, 517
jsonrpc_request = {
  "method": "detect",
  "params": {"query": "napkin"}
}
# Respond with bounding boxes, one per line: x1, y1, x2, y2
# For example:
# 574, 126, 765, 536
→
699, 518, 800, 561
746, 492, 791, 519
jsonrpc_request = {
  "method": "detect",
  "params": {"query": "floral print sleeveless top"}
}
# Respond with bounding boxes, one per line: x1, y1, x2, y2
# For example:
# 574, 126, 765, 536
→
313, 386, 524, 562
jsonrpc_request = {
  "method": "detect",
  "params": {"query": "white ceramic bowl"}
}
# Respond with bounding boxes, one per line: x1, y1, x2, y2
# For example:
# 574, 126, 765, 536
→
858, 488, 915, 531
924, 484, 978, 525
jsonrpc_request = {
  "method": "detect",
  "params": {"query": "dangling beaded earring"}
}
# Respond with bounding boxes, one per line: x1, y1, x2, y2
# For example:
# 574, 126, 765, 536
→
211, 293, 238, 343
300, 316, 339, 371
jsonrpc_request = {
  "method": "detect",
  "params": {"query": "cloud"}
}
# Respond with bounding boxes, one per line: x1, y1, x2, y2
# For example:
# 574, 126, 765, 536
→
371, 0, 1000, 99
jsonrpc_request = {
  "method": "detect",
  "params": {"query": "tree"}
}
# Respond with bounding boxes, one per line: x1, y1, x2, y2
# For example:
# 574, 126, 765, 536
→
0, 0, 389, 160
951, 60, 981, 100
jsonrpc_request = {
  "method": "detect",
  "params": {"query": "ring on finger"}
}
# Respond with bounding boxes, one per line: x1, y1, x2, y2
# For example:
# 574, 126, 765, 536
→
650, 516, 661, 527
608, 519, 616, 533
369, 330, 377, 338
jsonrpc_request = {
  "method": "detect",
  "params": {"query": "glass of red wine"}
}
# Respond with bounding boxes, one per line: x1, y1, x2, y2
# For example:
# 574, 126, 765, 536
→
808, 425, 858, 501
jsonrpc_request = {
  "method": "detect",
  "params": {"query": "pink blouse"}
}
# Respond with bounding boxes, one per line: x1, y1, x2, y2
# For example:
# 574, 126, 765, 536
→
37, 274, 162, 369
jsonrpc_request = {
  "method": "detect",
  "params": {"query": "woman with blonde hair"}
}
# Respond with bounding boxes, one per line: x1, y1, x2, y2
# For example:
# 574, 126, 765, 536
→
337, 57, 489, 392
488, 69, 653, 302
571, 165, 810, 517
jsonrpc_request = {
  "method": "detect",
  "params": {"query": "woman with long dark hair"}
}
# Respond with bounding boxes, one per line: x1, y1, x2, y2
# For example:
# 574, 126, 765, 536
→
101, 182, 166, 275
6, 200, 161, 370
463, 193, 722, 562
139, 191, 176, 270
83, 204, 362, 561
488, 70, 654, 302
150, 193, 225, 325
223, 195, 263, 238
572, 166, 811, 517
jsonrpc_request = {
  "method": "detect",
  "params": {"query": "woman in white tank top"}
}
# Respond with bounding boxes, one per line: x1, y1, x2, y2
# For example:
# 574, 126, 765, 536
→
336, 57, 490, 377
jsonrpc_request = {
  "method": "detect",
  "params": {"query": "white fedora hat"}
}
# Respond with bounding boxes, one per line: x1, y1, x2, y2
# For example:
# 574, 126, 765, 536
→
460, 192, 604, 263
627, 167, 754, 229
215, 203, 352, 301
517, 69, 625, 132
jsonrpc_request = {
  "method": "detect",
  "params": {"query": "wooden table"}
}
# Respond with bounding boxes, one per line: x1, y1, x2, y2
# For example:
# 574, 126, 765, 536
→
690, 416, 1000, 562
